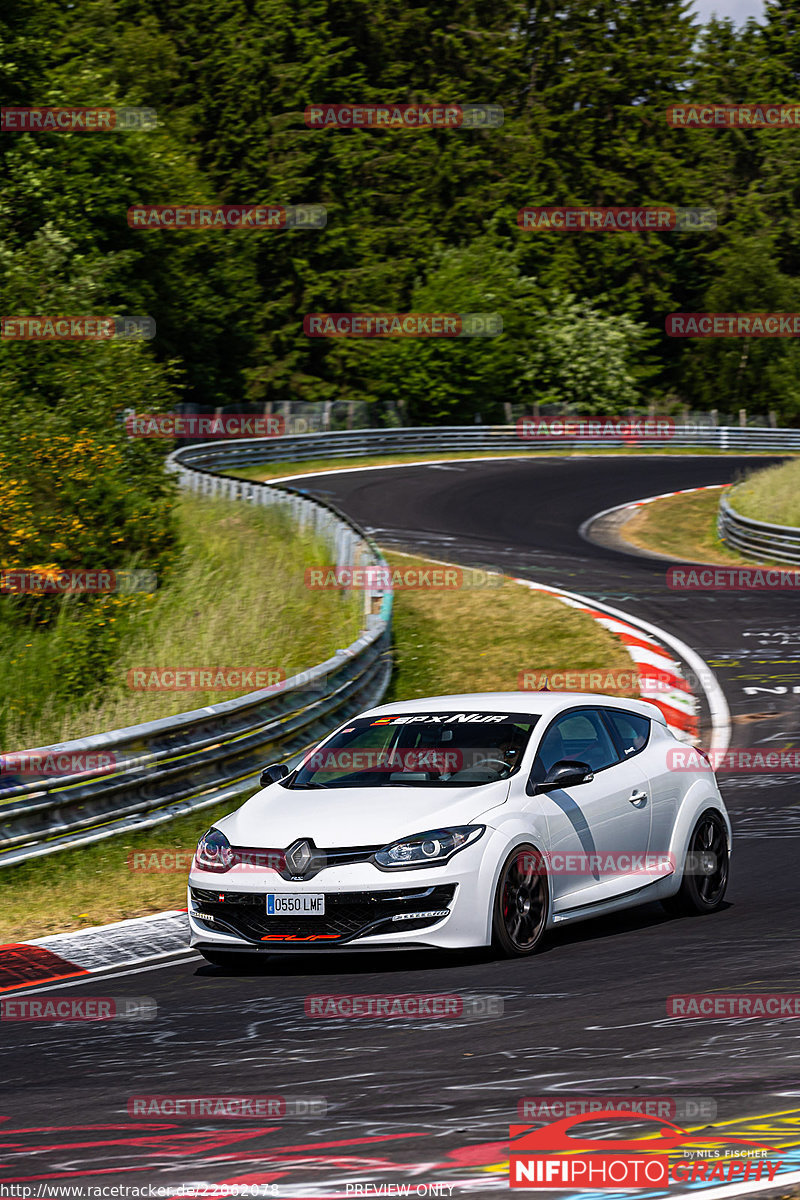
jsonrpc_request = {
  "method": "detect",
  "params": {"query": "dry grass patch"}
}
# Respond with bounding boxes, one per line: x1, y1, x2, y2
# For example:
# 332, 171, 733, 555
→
384, 551, 634, 700
622, 490, 786, 566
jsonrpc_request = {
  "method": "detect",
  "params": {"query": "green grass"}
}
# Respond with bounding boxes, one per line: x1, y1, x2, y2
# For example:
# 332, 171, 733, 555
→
622, 489, 788, 566
2, 494, 362, 749
0, 800, 236, 943
729, 458, 800, 527
0, 550, 637, 942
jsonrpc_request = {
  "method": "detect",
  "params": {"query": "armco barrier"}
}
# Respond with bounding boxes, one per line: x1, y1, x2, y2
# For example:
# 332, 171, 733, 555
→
3, 422, 800, 866
166, 423, 800, 473
0, 460, 393, 867
717, 494, 800, 565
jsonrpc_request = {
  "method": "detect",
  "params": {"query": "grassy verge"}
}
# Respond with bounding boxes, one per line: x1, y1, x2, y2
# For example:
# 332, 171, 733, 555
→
0, 801, 236, 943
384, 551, 632, 700
0, 551, 634, 942
729, 457, 800, 526
230, 446, 789, 484
621, 489, 787, 566
3, 494, 362, 748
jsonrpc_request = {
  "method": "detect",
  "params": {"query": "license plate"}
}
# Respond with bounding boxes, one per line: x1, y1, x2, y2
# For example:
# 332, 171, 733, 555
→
266, 893, 325, 916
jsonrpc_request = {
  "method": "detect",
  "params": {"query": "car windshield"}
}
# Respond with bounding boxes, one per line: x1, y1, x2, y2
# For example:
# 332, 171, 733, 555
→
289, 711, 540, 788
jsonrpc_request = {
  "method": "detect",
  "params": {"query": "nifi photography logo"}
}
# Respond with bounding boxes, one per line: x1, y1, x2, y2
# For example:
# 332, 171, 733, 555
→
509, 1110, 779, 1189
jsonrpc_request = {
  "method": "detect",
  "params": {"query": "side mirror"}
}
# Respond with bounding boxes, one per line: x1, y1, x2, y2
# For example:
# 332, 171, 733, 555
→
538, 759, 594, 792
260, 763, 290, 787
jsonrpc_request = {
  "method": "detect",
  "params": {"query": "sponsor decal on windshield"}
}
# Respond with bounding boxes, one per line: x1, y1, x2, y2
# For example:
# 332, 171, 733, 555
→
370, 712, 517, 726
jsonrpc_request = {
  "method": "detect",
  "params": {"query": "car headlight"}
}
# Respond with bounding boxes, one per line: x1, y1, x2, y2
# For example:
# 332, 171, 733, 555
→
373, 825, 485, 869
195, 828, 234, 873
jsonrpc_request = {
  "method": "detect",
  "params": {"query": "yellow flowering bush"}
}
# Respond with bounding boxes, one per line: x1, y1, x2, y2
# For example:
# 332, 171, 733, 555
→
0, 426, 175, 701
0, 430, 176, 579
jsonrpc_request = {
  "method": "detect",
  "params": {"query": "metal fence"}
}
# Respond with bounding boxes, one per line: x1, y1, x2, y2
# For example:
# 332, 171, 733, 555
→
170, 423, 800, 472
717, 494, 800, 565
0, 460, 393, 867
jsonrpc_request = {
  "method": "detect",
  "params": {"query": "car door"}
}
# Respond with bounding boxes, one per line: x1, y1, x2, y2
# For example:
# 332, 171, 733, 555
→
602, 705, 678, 863
528, 707, 653, 910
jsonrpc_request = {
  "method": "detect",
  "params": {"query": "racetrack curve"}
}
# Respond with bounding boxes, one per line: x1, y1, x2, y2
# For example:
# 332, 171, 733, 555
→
3, 455, 800, 1198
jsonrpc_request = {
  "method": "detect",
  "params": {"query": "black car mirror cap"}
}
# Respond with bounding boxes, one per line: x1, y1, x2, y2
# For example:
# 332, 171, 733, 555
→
537, 759, 594, 792
260, 763, 290, 787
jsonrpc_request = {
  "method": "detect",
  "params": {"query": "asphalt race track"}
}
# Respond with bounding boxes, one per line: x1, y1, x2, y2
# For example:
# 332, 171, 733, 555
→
3, 455, 800, 1198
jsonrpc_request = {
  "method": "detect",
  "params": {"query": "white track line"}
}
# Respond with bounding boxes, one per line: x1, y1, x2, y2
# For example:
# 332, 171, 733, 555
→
386, 549, 729, 750
515, 578, 731, 753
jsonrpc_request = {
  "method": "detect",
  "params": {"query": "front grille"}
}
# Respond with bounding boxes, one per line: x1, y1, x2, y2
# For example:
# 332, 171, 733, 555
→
190, 885, 456, 944
230, 843, 380, 881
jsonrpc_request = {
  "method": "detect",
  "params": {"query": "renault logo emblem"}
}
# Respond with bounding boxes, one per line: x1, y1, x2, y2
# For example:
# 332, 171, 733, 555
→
285, 839, 313, 876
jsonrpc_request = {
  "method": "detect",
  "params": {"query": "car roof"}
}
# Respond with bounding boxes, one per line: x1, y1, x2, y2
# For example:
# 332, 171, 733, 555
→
361, 692, 668, 725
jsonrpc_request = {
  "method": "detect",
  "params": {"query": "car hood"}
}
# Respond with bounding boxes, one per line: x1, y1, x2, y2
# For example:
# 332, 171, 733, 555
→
217, 778, 511, 849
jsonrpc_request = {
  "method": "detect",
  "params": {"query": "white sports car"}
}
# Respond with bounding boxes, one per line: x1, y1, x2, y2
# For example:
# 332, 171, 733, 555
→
188, 692, 731, 963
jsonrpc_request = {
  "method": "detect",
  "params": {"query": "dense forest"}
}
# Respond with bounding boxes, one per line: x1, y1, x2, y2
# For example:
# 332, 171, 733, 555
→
4, 0, 800, 430
3, 0, 800, 626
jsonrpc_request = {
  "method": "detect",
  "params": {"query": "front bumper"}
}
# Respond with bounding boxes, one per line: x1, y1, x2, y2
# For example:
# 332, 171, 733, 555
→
188, 840, 495, 951
190, 882, 456, 946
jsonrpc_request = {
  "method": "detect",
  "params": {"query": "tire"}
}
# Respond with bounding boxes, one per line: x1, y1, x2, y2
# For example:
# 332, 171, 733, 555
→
492, 843, 549, 957
662, 809, 729, 916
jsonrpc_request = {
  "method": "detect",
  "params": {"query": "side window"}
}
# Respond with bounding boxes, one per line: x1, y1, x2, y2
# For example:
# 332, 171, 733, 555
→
531, 709, 621, 783
604, 709, 651, 759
